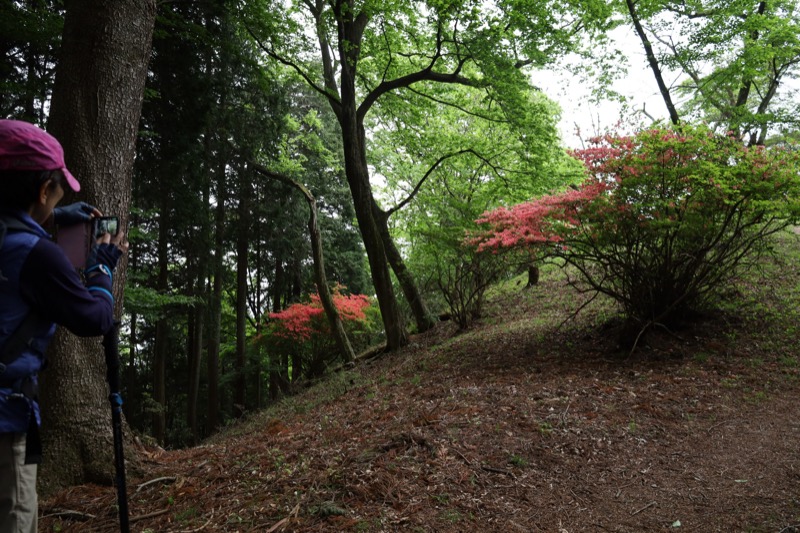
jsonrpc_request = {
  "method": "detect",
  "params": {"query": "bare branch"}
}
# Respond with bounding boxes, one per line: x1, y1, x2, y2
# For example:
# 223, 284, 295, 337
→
625, 0, 681, 125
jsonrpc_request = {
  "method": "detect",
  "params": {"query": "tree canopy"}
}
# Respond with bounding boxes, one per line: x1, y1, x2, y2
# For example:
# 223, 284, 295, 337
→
622, 0, 800, 144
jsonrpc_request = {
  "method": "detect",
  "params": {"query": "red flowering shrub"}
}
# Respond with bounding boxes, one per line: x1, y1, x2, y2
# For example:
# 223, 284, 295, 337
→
473, 125, 800, 344
263, 287, 374, 377
269, 291, 371, 341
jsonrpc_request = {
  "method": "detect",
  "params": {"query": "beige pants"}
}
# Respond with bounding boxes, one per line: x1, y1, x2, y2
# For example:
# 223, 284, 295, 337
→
0, 433, 37, 533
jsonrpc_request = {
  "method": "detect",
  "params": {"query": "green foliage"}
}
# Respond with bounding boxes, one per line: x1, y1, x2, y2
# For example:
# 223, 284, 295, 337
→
123, 285, 201, 321
623, 0, 800, 143
372, 81, 584, 325
475, 124, 800, 343
0, 0, 64, 122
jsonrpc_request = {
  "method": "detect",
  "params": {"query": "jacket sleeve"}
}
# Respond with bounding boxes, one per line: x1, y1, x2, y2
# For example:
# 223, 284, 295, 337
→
19, 238, 115, 337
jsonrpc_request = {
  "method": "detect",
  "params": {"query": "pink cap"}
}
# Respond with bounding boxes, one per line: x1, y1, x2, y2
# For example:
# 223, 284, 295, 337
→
0, 119, 80, 192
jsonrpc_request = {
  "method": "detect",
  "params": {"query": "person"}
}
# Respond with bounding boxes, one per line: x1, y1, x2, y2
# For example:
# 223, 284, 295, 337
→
0, 119, 128, 533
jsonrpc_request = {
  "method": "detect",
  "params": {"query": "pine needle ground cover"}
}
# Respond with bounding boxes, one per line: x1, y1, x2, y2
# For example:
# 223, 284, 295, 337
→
41, 231, 800, 532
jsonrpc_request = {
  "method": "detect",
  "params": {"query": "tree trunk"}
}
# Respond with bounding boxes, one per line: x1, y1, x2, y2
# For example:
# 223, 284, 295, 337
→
527, 265, 540, 287
234, 174, 249, 416
625, 0, 680, 125
374, 206, 435, 333
126, 310, 139, 424
125, 242, 140, 426
254, 167, 356, 363
252, 209, 263, 410
186, 281, 204, 445
270, 259, 290, 400
188, 165, 211, 444
339, 112, 408, 350
206, 159, 226, 434
151, 195, 170, 444
40, 0, 156, 493
330, 4, 408, 351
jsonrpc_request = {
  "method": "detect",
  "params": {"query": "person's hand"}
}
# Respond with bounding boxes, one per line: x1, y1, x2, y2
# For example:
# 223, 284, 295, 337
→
53, 202, 101, 226
87, 231, 127, 274
96, 230, 130, 255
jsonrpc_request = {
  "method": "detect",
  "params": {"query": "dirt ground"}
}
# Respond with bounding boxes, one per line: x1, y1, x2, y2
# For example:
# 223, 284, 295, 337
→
40, 261, 800, 532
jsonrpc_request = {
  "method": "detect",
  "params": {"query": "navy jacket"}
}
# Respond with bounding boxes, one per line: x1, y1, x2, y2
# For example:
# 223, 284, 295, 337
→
0, 210, 115, 434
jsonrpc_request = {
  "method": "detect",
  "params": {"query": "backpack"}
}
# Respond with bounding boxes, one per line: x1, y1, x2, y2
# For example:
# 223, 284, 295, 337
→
0, 216, 45, 374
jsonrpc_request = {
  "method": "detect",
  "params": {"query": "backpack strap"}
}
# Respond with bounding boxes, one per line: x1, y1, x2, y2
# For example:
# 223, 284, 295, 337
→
0, 312, 45, 372
0, 215, 37, 239
0, 216, 46, 373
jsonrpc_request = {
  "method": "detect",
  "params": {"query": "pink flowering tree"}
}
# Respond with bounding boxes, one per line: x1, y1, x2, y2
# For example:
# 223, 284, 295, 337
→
261, 287, 376, 379
472, 125, 800, 345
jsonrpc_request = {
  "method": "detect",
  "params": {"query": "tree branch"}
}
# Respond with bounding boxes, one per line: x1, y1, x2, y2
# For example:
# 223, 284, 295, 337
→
251, 163, 356, 363
385, 149, 475, 216
358, 54, 476, 120
246, 25, 342, 117
625, 0, 681, 125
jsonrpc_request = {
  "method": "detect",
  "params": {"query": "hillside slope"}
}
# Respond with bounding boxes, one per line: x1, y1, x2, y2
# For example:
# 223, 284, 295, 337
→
41, 236, 800, 532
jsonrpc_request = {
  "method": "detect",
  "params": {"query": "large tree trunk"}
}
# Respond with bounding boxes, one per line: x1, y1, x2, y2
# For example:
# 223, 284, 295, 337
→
332, 5, 407, 351
343, 135, 407, 349
39, 0, 156, 493
338, 102, 408, 350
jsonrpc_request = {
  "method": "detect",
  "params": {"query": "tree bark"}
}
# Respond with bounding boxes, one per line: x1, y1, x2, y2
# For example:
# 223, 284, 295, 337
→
374, 205, 435, 333
269, 258, 285, 401
234, 173, 249, 416
151, 194, 169, 444
343, 138, 408, 348
330, 1, 408, 351
40, 0, 156, 493
626, 0, 681, 125
186, 270, 204, 445
206, 158, 226, 434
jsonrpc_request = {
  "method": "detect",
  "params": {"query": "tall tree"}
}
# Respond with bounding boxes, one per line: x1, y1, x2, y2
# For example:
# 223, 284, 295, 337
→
0, 0, 63, 122
39, 0, 156, 491
372, 82, 582, 316
246, 0, 611, 349
623, 0, 800, 144
254, 165, 357, 363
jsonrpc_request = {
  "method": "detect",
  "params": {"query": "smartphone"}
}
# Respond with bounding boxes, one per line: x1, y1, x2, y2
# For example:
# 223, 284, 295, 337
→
94, 216, 120, 239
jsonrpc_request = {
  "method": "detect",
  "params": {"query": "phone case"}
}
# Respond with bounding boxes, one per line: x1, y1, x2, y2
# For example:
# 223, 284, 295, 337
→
55, 222, 92, 269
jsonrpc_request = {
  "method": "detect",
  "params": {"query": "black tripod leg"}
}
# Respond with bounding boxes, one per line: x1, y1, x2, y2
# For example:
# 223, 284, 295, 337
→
103, 323, 129, 533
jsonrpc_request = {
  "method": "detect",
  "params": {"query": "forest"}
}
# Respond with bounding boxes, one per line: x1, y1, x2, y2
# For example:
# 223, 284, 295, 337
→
2, 0, 800, 510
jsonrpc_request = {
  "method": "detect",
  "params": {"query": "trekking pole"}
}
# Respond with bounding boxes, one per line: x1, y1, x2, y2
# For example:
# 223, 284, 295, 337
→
102, 321, 130, 533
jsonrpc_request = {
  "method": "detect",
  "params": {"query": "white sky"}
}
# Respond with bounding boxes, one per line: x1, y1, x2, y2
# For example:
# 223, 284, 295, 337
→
536, 27, 675, 149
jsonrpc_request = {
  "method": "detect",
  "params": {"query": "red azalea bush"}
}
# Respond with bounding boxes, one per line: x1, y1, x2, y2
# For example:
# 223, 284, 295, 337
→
472, 125, 800, 344
263, 286, 374, 378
